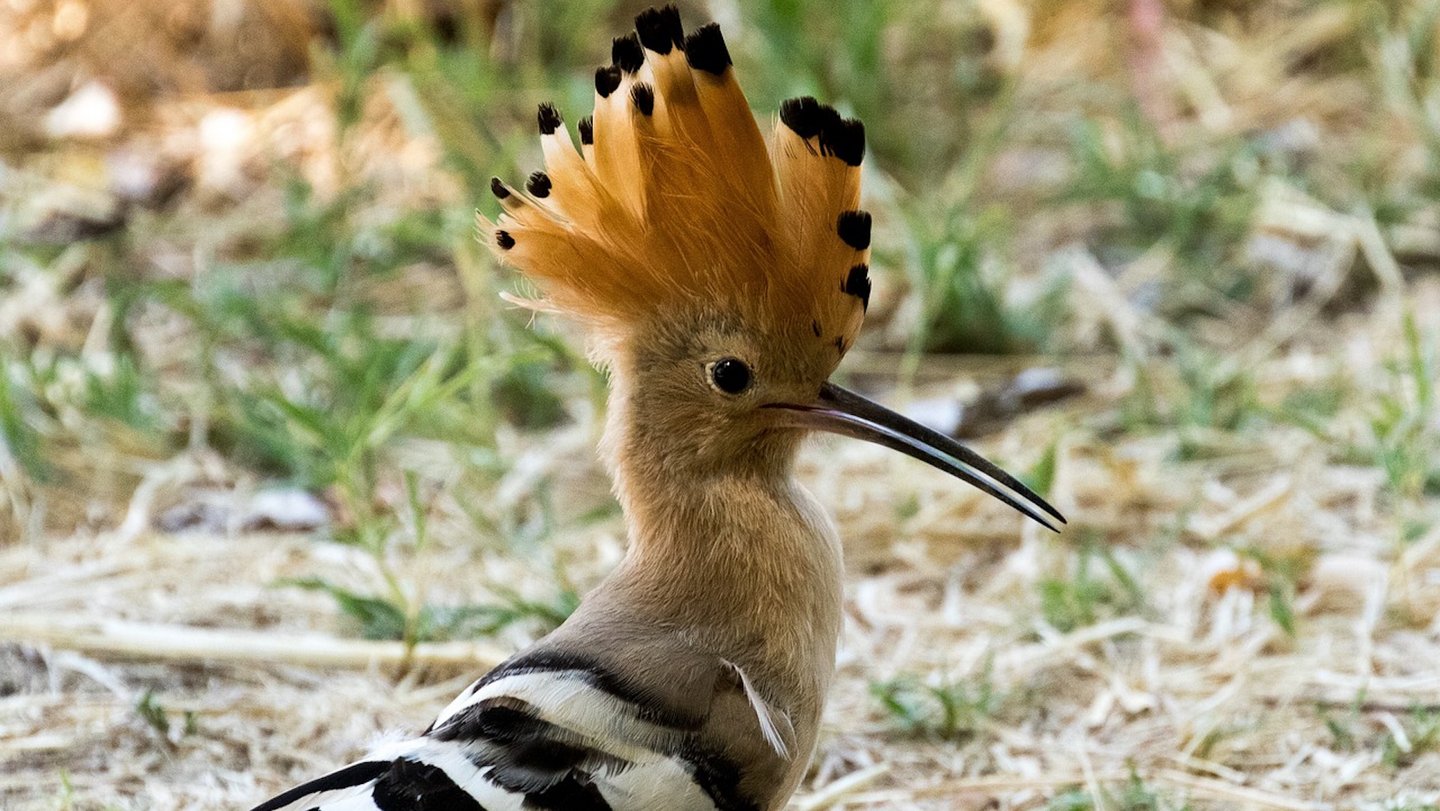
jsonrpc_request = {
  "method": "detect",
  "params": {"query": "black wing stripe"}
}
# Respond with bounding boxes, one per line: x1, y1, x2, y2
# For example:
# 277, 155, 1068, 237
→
371, 758, 488, 811
434, 697, 631, 794
681, 742, 759, 811
521, 776, 612, 810
250, 760, 391, 811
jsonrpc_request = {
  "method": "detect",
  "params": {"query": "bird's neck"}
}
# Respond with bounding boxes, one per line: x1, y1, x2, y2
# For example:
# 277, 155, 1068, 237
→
595, 381, 845, 707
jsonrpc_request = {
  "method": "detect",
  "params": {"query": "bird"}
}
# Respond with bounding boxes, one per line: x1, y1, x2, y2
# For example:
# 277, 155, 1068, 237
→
250, 6, 1064, 810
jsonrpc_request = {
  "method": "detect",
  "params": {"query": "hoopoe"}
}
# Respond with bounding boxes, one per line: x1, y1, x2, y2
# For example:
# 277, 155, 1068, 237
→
251, 6, 1063, 810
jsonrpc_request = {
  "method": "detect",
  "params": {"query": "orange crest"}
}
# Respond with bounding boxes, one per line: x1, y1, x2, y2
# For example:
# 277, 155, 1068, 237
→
480, 5, 871, 356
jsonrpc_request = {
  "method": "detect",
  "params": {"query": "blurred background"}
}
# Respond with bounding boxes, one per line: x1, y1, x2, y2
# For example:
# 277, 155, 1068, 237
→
2, 0, 1439, 808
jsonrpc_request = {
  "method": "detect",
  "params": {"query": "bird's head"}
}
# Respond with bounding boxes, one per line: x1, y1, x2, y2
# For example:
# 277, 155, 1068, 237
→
483, 6, 1063, 531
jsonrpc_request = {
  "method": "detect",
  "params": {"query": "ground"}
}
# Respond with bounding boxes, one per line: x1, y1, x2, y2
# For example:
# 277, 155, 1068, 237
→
2, 1, 1440, 809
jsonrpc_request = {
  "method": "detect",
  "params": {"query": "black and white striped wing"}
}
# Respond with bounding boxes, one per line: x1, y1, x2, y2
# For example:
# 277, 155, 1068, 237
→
249, 649, 762, 811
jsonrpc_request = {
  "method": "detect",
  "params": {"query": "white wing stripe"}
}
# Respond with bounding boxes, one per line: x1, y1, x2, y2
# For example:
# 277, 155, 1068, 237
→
436, 668, 684, 761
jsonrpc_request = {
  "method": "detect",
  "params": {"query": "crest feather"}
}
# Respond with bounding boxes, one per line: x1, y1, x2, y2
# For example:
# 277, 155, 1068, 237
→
481, 5, 870, 356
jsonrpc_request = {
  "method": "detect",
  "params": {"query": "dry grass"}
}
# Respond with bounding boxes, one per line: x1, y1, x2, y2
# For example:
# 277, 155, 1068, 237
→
5, 349, 1440, 809
3, 0, 1440, 809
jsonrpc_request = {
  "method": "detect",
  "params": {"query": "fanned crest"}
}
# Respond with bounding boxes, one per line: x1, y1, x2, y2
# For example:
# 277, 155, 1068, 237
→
481, 5, 871, 361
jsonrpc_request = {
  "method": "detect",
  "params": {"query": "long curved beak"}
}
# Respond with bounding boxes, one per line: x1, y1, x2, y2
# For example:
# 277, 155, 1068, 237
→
765, 382, 1066, 532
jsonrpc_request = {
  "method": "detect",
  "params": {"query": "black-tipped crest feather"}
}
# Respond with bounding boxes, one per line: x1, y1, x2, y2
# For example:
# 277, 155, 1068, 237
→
635, 5, 684, 54
780, 97, 837, 140
842, 264, 872, 311
820, 117, 866, 166
595, 66, 622, 98
526, 171, 552, 199
685, 23, 732, 75
611, 33, 644, 73
537, 102, 562, 135
631, 83, 655, 116
836, 211, 872, 249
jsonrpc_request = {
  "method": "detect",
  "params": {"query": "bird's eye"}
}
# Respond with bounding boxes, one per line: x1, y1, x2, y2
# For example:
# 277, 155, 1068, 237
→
708, 357, 753, 395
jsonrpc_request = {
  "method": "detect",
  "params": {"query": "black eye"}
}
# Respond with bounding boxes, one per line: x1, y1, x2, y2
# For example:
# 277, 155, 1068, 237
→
709, 357, 752, 395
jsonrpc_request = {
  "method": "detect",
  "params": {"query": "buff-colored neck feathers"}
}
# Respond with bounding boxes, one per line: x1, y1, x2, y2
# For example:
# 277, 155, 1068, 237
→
481, 5, 871, 355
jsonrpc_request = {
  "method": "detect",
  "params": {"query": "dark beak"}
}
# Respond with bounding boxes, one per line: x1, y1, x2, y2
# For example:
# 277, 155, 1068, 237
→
766, 382, 1066, 532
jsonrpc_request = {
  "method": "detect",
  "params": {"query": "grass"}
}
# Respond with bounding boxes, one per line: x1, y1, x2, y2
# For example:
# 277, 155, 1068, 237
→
4, 0, 1440, 808
740, 0, 1005, 184
1038, 532, 1148, 634
127, 178, 587, 648
1320, 700, 1440, 772
282, 576, 577, 644
1062, 112, 1257, 289
2, 141, 582, 636
1118, 337, 1266, 457
901, 197, 1068, 357
0, 355, 51, 482
871, 661, 1002, 742
1047, 770, 1190, 811
1383, 707, 1440, 769
134, 689, 197, 744
1368, 311, 1440, 501
1375, 0, 1440, 200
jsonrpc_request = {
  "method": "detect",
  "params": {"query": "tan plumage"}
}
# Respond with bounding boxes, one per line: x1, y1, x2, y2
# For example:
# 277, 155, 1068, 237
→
251, 8, 1062, 811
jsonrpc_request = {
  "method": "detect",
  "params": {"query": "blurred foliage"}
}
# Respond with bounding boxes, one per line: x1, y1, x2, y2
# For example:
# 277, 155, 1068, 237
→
1038, 531, 1148, 633
1047, 769, 1190, 811
1382, 707, 1440, 769
3, 1, 1440, 804
902, 199, 1069, 355
738, 0, 1007, 181
1374, 0, 1440, 199
1063, 114, 1260, 313
870, 660, 1001, 741
1, 0, 1440, 679
1367, 311, 1440, 500
284, 576, 578, 643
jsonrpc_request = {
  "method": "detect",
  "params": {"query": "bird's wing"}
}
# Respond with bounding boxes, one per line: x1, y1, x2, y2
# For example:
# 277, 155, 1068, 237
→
249, 636, 780, 811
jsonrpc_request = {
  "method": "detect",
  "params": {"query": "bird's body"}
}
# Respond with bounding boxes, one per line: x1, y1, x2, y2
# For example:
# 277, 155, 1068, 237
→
256, 317, 843, 811
251, 7, 1062, 810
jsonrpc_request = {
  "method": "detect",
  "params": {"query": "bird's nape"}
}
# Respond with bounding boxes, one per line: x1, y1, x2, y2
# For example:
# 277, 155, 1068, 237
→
765, 382, 1066, 532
